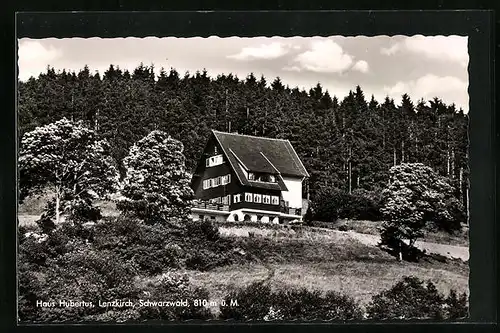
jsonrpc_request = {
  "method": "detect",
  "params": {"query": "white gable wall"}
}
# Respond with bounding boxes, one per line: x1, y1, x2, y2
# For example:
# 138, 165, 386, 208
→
281, 176, 303, 208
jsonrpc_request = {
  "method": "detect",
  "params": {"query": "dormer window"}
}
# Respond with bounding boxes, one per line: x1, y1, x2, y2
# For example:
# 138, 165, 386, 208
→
206, 154, 223, 167
269, 175, 276, 182
248, 172, 255, 180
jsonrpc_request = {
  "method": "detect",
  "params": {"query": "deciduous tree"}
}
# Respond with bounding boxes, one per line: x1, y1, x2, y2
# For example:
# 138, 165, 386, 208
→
117, 130, 194, 225
380, 163, 465, 260
19, 118, 119, 226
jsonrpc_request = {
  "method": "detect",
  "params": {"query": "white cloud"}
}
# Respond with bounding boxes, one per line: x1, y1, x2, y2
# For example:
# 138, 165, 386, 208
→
352, 60, 369, 73
380, 44, 400, 56
380, 36, 468, 67
291, 40, 353, 73
405, 36, 468, 67
282, 65, 302, 72
227, 42, 291, 60
18, 40, 63, 81
383, 74, 468, 110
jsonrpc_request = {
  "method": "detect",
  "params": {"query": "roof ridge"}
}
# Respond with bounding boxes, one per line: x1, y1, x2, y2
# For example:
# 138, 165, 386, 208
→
212, 130, 289, 142
285, 139, 310, 178
282, 140, 302, 176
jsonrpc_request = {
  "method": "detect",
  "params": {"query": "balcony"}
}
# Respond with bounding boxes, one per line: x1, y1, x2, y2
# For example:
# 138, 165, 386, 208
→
193, 200, 230, 212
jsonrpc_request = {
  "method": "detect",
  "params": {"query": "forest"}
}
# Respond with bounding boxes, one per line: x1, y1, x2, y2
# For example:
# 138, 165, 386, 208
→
17, 63, 469, 219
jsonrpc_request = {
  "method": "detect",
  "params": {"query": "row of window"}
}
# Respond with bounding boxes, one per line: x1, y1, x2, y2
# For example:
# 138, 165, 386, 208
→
203, 174, 231, 189
209, 193, 280, 206
208, 195, 231, 205
206, 154, 224, 167
242, 193, 280, 205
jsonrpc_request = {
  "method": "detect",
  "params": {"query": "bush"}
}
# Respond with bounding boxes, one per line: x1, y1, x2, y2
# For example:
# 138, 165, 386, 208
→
275, 288, 363, 320
309, 188, 383, 223
219, 282, 274, 320
444, 289, 468, 319
367, 276, 468, 320
219, 282, 363, 321
65, 197, 102, 223
18, 211, 237, 322
137, 271, 213, 321
379, 224, 426, 262
185, 249, 232, 271
93, 217, 180, 275
186, 219, 220, 241
18, 245, 140, 322
349, 189, 383, 221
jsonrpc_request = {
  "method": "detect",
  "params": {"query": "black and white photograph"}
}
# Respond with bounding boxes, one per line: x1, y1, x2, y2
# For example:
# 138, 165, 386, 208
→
17, 32, 470, 322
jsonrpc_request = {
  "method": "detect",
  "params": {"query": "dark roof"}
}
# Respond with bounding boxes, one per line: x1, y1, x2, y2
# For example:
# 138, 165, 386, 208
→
212, 130, 309, 188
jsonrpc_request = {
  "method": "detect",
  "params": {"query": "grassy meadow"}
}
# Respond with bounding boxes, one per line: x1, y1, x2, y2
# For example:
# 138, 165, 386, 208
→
18, 194, 469, 316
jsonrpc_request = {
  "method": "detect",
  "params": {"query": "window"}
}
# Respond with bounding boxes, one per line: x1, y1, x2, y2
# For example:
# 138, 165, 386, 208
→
269, 175, 276, 182
210, 216, 216, 220
221, 174, 231, 185
245, 193, 253, 202
215, 197, 222, 204
263, 195, 271, 204
233, 194, 242, 203
203, 179, 211, 189
222, 195, 230, 205
271, 196, 279, 205
213, 176, 221, 187
248, 172, 255, 180
254, 194, 262, 203
206, 154, 223, 167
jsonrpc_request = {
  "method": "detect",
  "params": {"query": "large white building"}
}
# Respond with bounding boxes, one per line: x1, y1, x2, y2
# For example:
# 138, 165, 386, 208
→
189, 130, 309, 224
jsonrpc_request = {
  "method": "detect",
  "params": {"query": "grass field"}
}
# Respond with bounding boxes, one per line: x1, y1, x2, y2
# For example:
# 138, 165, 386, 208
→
313, 219, 469, 247
182, 230, 469, 315
18, 196, 469, 316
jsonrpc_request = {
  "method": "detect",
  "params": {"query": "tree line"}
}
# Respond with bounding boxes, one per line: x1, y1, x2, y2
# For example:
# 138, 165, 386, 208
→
18, 64, 469, 212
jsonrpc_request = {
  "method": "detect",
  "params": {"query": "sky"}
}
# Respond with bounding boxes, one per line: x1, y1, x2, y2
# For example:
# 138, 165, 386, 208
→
17, 36, 469, 112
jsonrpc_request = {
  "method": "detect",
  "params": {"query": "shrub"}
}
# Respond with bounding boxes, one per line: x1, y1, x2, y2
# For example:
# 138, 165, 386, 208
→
219, 282, 363, 321
338, 225, 351, 232
310, 188, 383, 222
64, 197, 102, 223
349, 189, 383, 221
219, 282, 274, 320
137, 271, 213, 321
186, 219, 220, 241
93, 217, 180, 275
379, 224, 426, 262
444, 289, 468, 319
275, 288, 363, 320
367, 276, 451, 320
18, 246, 140, 323
310, 189, 349, 222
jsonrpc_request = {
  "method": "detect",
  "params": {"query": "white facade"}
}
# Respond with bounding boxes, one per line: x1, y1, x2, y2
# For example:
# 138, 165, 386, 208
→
281, 176, 303, 208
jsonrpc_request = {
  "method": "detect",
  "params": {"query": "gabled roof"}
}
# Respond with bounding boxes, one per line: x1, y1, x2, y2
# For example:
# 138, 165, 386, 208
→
212, 130, 309, 185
